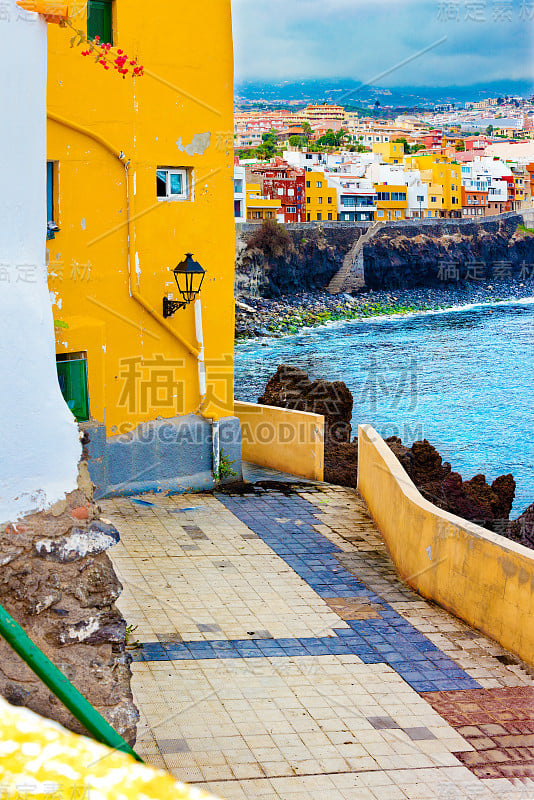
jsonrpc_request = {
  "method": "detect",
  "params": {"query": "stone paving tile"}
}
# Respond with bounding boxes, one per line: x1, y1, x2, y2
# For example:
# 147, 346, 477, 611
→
423, 687, 534, 781
219, 491, 480, 693
104, 485, 534, 799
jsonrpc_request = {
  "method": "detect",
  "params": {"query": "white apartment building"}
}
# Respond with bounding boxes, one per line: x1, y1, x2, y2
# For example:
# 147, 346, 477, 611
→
325, 175, 376, 222
366, 163, 429, 219
234, 165, 247, 223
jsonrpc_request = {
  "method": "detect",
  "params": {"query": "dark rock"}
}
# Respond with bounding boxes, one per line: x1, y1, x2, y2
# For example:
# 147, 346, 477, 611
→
47, 611, 126, 647
35, 521, 120, 563
324, 441, 358, 487
506, 503, 534, 549
2, 683, 35, 706
384, 437, 516, 532
258, 364, 353, 443
236, 215, 534, 299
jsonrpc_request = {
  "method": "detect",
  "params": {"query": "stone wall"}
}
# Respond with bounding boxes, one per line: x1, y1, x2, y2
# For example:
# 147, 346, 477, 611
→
358, 423, 534, 668
235, 213, 534, 297
364, 213, 533, 290
235, 224, 362, 298
0, 462, 138, 745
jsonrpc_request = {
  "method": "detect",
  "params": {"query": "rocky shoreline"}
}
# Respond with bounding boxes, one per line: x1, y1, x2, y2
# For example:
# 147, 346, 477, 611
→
235, 279, 534, 340
256, 365, 534, 549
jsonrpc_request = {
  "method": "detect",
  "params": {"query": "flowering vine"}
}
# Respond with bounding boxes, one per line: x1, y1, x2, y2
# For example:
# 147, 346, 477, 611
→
63, 19, 144, 78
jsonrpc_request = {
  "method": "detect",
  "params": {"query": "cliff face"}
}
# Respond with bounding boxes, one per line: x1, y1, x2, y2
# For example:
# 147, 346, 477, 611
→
235, 225, 362, 298
235, 215, 534, 297
364, 214, 534, 290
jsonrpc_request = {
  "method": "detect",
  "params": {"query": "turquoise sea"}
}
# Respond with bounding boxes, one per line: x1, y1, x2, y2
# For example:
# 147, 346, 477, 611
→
235, 299, 534, 517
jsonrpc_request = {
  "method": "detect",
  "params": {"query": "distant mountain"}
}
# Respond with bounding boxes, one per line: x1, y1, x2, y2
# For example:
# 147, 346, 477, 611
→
235, 78, 534, 108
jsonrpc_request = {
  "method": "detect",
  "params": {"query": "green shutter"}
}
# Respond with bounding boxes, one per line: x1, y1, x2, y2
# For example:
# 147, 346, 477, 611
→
46, 162, 54, 222
56, 358, 90, 422
87, 0, 113, 45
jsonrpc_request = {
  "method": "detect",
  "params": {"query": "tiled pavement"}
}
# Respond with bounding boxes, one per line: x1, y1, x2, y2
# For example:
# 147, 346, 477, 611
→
103, 482, 534, 799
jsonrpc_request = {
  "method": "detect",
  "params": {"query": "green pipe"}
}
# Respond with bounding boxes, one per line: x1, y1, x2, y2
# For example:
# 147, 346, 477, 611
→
0, 603, 143, 763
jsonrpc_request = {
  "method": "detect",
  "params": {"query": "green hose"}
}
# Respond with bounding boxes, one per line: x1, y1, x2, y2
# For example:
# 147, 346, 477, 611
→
0, 603, 143, 763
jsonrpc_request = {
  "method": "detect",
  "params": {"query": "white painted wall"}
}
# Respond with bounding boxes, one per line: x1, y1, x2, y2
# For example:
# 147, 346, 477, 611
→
0, 0, 81, 523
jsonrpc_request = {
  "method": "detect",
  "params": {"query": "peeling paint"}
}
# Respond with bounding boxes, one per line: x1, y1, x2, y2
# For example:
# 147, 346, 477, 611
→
176, 132, 211, 156
80, 218, 86, 230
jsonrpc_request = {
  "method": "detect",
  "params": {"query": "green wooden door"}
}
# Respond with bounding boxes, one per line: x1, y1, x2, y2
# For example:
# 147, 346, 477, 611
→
57, 357, 90, 422
87, 0, 113, 44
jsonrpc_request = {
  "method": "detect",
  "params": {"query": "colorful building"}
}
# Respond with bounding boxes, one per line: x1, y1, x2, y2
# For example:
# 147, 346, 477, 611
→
305, 171, 338, 221
248, 161, 306, 223
372, 142, 404, 164
46, 0, 239, 495
461, 186, 488, 217
374, 183, 408, 221
406, 155, 461, 218
234, 164, 247, 223
302, 104, 346, 125
246, 184, 283, 221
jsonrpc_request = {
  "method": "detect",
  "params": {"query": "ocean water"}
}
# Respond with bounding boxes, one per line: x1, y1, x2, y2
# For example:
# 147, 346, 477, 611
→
234, 299, 534, 517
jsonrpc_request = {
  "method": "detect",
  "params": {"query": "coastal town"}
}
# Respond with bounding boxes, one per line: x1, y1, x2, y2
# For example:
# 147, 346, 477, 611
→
233, 99, 534, 223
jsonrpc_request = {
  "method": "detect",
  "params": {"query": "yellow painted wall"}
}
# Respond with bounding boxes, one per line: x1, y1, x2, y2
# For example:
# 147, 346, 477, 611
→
358, 424, 534, 666
246, 184, 281, 220
407, 155, 461, 216
305, 171, 337, 221
372, 142, 403, 164
374, 183, 407, 220
47, 1, 234, 434
234, 402, 324, 481
514, 174, 525, 202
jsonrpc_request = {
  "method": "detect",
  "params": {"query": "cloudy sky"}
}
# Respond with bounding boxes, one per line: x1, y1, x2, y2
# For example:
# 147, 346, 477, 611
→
232, 0, 533, 86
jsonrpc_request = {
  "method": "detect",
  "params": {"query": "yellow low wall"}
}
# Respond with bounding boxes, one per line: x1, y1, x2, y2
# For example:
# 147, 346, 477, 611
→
358, 424, 534, 666
234, 401, 324, 481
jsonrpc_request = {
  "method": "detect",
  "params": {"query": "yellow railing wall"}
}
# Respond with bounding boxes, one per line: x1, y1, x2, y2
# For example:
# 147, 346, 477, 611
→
234, 402, 324, 481
358, 424, 534, 666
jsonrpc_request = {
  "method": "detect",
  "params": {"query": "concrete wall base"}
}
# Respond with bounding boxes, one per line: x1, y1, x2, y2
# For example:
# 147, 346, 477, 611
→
80, 415, 242, 499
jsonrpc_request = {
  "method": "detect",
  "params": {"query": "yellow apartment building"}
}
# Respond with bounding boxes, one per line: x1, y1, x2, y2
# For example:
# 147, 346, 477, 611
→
512, 169, 526, 205
46, 0, 238, 494
305, 172, 338, 221
374, 184, 408, 221
246, 184, 282, 221
407, 155, 461, 218
372, 142, 404, 164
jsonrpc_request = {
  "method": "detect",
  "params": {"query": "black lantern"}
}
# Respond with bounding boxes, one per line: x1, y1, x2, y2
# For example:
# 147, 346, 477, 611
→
163, 253, 206, 318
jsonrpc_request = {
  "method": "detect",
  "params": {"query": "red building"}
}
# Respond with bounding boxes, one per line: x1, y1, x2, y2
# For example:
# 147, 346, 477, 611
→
463, 135, 491, 152
417, 130, 443, 150
248, 159, 306, 223
502, 175, 516, 211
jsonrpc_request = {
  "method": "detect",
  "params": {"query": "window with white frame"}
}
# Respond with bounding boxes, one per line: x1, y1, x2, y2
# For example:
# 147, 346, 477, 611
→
157, 168, 191, 200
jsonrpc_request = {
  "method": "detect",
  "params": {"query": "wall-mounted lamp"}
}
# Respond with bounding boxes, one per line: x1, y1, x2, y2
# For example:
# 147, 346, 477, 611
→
163, 253, 206, 318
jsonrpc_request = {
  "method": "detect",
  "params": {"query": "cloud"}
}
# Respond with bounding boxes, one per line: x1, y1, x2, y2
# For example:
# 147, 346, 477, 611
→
232, 0, 534, 86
